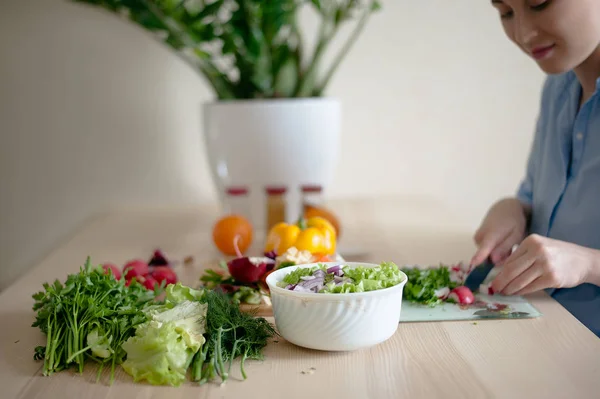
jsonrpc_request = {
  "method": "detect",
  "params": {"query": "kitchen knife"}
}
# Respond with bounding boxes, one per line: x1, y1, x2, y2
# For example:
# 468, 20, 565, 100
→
464, 259, 495, 292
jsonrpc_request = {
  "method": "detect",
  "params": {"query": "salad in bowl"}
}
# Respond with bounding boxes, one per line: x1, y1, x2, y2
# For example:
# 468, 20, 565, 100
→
266, 262, 408, 352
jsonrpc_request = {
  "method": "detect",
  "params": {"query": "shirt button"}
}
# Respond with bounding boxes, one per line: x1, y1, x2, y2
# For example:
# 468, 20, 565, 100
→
576, 132, 584, 140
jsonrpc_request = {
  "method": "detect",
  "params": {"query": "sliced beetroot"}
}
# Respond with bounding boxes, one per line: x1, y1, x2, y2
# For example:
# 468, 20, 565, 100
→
227, 256, 275, 284
150, 266, 178, 286
123, 259, 149, 280
148, 249, 170, 267
448, 286, 475, 305
263, 250, 277, 260
102, 263, 122, 280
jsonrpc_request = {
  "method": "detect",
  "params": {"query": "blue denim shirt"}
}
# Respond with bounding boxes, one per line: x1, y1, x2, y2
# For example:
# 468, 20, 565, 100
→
516, 71, 600, 338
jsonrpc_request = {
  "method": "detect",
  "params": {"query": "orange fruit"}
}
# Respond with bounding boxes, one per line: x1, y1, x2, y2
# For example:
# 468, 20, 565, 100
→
212, 214, 253, 256
303, 205, 341, 238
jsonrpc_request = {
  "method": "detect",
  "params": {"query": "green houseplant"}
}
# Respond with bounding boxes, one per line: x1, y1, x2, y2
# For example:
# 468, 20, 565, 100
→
72, 0, 382, 228
73, 0, 381, 99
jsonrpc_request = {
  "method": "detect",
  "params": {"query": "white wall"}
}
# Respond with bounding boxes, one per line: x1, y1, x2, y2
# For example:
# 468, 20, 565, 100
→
0, 0, 545, 290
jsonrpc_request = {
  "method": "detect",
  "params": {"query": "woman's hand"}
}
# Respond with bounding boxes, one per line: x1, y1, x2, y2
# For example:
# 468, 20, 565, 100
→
491, 234, 600, 295
470, 198, 529, 266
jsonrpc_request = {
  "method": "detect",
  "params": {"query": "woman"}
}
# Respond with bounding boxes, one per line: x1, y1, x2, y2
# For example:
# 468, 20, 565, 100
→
471, 0, 600, 337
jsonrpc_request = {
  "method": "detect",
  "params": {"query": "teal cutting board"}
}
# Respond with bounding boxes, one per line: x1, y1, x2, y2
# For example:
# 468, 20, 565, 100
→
399, 293, 542, 322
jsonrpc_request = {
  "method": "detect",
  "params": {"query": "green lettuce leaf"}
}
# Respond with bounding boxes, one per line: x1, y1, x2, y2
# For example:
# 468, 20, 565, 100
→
165, 282, 204, 304
151, 301, 207, 352
339, 262, 404, 290
121, 296, 208, 386
121, 320, 195, 386
279, 264, 326, 286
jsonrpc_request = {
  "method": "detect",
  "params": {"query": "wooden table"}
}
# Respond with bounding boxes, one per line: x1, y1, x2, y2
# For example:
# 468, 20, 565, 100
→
2, 197, 599, 399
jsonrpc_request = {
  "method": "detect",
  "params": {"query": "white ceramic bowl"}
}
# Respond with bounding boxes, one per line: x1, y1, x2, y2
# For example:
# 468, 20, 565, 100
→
265, 262, 407, 351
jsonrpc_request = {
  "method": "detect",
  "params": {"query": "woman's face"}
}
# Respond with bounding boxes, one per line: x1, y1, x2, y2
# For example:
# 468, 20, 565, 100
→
492, 0, 600, 74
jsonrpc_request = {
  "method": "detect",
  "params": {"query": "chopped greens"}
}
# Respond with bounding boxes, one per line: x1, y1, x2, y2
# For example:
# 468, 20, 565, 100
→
401, 265, 458, 307
280, 266, 323, 286
278, 262, 405, 293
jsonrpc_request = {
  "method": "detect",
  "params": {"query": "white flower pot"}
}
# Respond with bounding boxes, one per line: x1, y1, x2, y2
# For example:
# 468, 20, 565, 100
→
202, 98, 341, 230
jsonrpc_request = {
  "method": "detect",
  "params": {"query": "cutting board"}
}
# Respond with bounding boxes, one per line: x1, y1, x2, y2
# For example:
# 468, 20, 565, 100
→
399, 293, 542, 322
238, 292, 543, 321
399, 266, 542, 322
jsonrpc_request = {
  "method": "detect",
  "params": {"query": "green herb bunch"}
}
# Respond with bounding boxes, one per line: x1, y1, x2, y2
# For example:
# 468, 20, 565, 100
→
71, 0, 381, 99
191, 289, 277, 384
31, 257, 161, 382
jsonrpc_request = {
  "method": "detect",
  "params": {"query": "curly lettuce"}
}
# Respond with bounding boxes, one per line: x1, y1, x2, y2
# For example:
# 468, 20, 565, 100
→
121, 284, 208, 386
322, 262, 405, 293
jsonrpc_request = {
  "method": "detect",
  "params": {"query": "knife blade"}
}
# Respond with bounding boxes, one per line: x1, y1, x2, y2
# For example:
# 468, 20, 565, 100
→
464, 259, 495, 292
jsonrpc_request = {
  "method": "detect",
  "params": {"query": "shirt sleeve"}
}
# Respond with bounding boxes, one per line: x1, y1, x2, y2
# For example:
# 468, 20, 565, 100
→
515, 115, 542, 206
515, 77, 552, 206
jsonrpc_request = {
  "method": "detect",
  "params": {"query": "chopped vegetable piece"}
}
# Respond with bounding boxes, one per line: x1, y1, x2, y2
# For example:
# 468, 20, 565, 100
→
401, 264, 459, 307
434, 287, 450, 300
448, 286, 475, 305
479, 283, 495, 295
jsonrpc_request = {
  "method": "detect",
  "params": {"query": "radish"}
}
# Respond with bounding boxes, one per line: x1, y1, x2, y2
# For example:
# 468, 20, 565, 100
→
434, 287, 450, 300
150, 266, 178, 286
448, 286, 475, 305
148, 249, 170, 267
143, 275, 159, 290
101, 263, 121, 280
123, 259, 149, 281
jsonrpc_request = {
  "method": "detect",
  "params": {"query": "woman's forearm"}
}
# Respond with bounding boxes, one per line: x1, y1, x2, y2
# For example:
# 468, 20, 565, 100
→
585, 249, 600, 287
518, 199, 533, 233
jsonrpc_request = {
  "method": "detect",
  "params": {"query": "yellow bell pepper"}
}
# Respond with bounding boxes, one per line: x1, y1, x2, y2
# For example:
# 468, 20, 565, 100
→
264, 216, 337, 256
